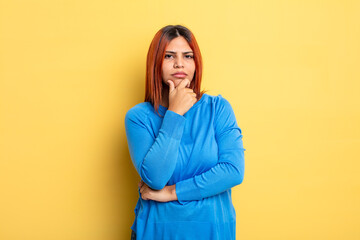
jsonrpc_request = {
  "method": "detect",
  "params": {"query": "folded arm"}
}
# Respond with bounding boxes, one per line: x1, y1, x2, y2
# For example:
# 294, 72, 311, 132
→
176, 95, 245, 203
125, 108, 186, 190
175, 96, 245, 204
135, 96, 245, 203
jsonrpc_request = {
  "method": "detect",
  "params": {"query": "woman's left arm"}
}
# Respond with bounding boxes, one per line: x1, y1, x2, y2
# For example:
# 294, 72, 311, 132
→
139, 95, 245, 203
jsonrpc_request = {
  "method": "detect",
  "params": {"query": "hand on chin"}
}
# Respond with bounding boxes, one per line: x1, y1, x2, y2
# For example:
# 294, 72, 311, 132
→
172, 78, 187, 87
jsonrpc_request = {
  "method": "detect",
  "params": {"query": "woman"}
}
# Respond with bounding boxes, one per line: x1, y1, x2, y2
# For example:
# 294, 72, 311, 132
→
125, 25, 245, 240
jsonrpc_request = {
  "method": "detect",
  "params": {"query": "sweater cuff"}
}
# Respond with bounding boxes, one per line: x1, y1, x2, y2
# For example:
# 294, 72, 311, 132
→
175, 178, 202, 205
161, 110, 186, 140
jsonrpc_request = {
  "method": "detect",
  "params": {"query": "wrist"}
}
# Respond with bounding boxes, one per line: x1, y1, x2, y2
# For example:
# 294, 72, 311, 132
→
168, 184, 178, 201
168, 108, 183, 116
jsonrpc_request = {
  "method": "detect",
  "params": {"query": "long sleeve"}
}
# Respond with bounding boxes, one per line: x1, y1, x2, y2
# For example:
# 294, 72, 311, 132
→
124, 107, 186, 190
175, 96, 245, 204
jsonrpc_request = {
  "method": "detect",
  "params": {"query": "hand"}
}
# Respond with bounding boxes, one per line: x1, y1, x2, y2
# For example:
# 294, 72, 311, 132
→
167, 78, 197, 116
138, 180, 177, 202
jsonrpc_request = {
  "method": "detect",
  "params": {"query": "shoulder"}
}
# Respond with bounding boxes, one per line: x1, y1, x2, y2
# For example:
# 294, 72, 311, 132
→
210, 94, 241, 135
209, 94, 237, 127
124, 102, 152, 125
204, 93, 233, 113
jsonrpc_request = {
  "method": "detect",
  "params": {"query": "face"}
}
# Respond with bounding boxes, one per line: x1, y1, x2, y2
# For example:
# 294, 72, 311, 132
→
161, 36, 195, 88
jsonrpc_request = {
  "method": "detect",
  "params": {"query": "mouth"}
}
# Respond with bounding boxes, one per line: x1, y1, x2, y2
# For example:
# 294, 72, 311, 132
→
172, 72, 187, 78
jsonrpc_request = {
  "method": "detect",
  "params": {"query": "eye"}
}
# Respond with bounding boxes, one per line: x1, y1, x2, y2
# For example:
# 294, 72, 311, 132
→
186, 55, 194, 59
164, 54, 173, 59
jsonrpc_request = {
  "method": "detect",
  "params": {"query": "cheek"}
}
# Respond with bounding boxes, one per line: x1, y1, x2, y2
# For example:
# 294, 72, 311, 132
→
161, 67, 166, 78
189, 62, 195, 72
190, 65, 196, 77
161, 65, 171, 76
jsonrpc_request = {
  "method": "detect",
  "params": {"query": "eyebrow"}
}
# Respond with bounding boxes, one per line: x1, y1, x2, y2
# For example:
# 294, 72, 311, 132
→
165, 51, 194, 54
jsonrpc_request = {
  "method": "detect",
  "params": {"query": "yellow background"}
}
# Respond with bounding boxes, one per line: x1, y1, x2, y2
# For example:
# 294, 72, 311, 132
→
1, 0, 359, 239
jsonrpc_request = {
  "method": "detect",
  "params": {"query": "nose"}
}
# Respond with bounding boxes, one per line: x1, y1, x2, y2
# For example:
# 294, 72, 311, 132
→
174, 57, 184, 68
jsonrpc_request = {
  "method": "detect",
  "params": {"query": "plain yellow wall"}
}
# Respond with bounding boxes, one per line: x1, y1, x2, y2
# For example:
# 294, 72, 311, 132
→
1, 0, 359, 239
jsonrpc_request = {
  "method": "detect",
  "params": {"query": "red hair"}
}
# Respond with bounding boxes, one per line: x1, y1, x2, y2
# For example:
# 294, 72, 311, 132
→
144, 25, 208, 117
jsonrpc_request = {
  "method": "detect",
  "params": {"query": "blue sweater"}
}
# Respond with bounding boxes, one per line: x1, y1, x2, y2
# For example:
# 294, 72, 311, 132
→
124, 93, 245, 240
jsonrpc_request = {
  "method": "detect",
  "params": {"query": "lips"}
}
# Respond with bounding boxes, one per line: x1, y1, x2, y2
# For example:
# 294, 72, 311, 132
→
172, 72, 187, 78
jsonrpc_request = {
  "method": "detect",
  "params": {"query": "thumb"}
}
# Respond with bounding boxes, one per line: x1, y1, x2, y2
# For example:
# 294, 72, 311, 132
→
167, 80, 175, 93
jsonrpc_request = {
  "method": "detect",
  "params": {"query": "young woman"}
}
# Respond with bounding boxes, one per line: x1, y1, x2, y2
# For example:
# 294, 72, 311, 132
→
125, 25, 246, 240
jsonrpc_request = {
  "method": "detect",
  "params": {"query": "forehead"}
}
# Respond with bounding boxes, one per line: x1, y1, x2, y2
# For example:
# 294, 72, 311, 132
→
166, 36, 192, 51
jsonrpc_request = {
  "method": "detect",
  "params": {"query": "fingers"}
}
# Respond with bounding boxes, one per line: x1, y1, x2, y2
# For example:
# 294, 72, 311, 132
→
167, 80, 175, 93
177, 78, 190, 89
140, 184, 145, 194
139, 181, 150, 200
168, 78, 192, 90
140, 186, 147, 200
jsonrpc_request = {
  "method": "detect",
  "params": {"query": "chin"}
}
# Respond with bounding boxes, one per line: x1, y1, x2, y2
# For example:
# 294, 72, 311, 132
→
163, 78, 190, 88
173, 78, 185, 84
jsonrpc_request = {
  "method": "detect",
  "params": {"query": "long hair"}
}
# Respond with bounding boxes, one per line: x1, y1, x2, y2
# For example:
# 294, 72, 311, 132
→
144, 25, 207, 117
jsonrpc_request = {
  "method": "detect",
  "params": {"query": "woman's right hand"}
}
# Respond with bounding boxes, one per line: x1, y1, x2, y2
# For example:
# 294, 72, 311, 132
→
167, 79, 197, 116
